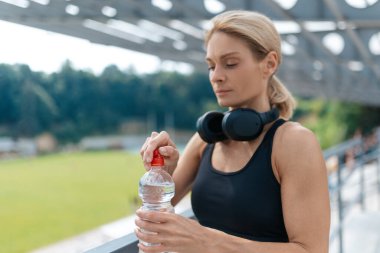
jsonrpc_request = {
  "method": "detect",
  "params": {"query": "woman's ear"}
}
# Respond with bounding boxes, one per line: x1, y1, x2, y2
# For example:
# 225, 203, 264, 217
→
262, 51, 278, 78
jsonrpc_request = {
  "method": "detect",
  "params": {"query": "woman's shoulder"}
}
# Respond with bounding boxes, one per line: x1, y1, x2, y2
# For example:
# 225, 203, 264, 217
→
273, 120, 325, 175
276, 120, 318, 147
273, 120, 323, 165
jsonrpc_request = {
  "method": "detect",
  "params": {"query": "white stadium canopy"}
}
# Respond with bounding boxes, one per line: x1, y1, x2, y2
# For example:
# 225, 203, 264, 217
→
0, 0, 380, 105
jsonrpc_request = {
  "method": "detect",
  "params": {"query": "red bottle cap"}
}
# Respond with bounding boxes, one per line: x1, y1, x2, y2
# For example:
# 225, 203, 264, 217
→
151, 149, 164, 166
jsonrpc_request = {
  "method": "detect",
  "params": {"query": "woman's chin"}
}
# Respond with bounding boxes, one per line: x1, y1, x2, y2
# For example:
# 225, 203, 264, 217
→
217, 99, 240, 109
217, 98, 231, 107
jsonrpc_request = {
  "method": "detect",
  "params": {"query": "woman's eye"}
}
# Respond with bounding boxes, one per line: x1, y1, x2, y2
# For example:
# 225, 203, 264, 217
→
226, 63, 237, 68
208, 66, 215, 71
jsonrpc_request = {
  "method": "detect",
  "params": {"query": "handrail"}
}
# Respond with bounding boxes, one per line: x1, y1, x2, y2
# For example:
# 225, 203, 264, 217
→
323, 137, 362, 160
85, 233, 138, 253
328, 149, 379, 194
85, 209, 195, 253
327, 131, 380, 253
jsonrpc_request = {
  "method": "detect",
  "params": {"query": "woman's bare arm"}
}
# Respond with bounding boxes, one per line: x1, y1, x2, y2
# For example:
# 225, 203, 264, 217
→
273, 122, 331, 252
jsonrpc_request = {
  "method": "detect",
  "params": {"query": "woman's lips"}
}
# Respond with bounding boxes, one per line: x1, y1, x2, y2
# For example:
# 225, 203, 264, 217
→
215, 89, 232, 95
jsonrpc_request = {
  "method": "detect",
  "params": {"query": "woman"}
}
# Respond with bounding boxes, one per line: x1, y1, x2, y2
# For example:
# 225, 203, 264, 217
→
135, 10, 330, 253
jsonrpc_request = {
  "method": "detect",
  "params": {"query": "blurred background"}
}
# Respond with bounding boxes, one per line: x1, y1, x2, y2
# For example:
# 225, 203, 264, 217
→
0, 0, 379, 253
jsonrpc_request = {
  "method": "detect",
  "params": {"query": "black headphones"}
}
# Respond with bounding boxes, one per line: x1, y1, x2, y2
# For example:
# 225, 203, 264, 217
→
196, 107, 279, 143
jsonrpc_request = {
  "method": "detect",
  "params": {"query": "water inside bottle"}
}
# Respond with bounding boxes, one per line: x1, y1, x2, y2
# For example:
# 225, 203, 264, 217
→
139, 181, 175, 205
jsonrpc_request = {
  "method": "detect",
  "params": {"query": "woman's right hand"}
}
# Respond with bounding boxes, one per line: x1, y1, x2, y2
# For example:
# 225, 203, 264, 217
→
140, 131, 179, 174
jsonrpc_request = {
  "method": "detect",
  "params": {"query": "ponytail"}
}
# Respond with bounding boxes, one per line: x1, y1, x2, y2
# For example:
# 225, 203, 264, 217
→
268, 75, 296, 119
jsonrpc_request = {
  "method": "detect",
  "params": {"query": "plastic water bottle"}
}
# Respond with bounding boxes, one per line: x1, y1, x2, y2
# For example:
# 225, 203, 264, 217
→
138, 149, 175, 251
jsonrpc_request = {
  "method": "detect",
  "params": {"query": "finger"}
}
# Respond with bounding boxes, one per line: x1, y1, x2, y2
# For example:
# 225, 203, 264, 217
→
158, 146, 179, 174
138, 242, 167, 253
144, 131, 174, 163
140, 131, 158, 157
134, 228, 160, 246
135, 217, 161, 231
135, 217, 157, 227
136, 210, 171, 223
141, 132, 159, 162
160, 131, 176, 148
135, 217, 145, 227
140, 137, 151, 158
158, 146, 178, 158
143, 161, 151, 171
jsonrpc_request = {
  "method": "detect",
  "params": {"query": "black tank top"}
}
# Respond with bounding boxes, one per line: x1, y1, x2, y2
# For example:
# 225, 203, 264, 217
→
191, 119, 289, 242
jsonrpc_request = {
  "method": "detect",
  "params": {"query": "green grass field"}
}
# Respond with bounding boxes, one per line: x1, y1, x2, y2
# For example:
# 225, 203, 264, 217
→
0, 151, 145, 253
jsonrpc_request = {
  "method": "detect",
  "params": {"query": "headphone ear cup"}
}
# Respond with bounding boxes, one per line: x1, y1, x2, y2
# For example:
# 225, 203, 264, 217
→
196, 111, 227, 143
222, 109, 263, 141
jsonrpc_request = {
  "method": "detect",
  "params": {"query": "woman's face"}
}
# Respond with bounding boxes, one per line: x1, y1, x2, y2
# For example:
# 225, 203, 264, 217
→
206, 32, 274, 110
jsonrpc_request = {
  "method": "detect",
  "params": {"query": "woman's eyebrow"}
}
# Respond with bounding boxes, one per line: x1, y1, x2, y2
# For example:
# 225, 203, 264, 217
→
205, 51, 240, 62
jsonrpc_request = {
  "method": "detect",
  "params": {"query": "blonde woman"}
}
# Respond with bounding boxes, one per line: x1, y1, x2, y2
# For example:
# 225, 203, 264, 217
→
136, 10, 330, 253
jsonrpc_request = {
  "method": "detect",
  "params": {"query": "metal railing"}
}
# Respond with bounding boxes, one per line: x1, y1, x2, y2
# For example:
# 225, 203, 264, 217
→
326, 129, 380, 253
87, 129, 380, 253
85, 209, 195, 253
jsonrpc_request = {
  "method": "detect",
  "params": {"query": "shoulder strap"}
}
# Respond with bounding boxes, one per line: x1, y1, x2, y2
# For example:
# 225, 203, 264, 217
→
263, 119, 286, 143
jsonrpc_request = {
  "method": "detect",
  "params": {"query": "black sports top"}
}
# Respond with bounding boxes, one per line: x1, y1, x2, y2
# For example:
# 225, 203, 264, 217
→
191, 119, 289, 242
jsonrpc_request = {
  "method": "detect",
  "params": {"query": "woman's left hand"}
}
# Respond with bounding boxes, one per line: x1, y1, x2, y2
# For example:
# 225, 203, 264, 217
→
135, 209, 214, 253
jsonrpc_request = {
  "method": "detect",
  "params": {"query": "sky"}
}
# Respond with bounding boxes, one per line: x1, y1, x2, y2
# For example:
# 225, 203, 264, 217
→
0, 20, 174, 75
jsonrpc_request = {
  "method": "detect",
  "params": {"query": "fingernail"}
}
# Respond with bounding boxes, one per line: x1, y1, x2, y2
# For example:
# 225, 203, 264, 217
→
159, 147, 167, 155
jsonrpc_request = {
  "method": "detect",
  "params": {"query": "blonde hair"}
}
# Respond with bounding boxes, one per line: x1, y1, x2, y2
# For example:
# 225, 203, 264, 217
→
205, 10, 296, 119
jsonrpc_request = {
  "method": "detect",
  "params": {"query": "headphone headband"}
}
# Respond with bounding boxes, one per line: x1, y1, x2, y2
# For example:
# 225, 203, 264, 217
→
260, 107, 280, 124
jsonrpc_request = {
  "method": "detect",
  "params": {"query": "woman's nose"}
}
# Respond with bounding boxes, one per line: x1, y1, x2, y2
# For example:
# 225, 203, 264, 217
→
210, 66, 226, 83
